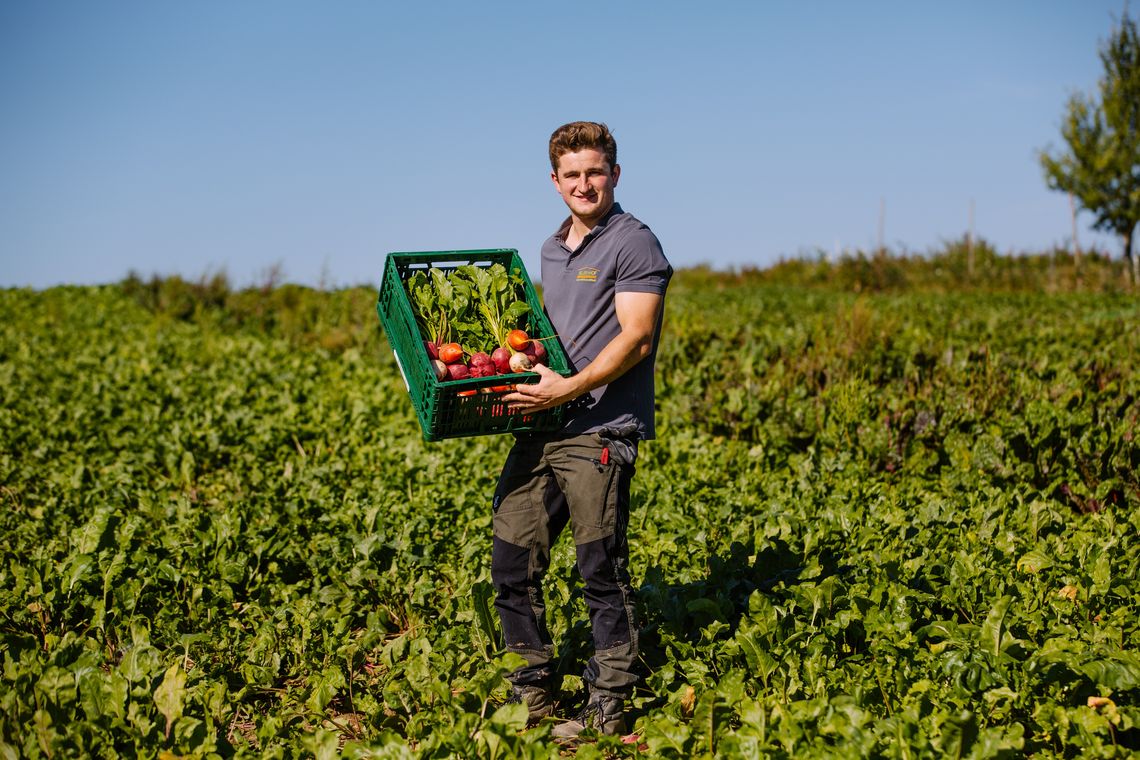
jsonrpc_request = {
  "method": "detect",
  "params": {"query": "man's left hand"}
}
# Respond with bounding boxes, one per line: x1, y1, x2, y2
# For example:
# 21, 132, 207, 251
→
503, 364, 577, 412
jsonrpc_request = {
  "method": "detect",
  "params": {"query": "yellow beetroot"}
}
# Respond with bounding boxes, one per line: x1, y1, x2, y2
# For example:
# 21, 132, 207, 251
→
507, 330, 530, 351
438, 342, 463, 364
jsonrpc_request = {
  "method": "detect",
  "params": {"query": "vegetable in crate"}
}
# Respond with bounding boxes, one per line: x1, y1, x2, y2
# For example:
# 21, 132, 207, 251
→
468, 352, 495, 377
491, 346, 512, 374
508, 350, 534, 372
451, 264, 532, 355
438, 342, 463, 364
507, 329, 531, 351
406, 264, 541, 380
406, 268, 469, 350
445, 363, 469, 380
523, 338, 547, 364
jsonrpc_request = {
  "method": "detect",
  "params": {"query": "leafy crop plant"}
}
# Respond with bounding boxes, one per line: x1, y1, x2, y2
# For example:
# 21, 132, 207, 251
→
0, 277, 1137, 757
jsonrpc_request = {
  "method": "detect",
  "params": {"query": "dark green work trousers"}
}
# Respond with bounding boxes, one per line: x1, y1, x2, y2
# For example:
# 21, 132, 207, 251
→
491, 431, 639, 698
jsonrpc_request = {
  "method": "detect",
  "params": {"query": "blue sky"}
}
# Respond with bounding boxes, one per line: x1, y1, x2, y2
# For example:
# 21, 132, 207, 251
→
0, 1, 1128, 288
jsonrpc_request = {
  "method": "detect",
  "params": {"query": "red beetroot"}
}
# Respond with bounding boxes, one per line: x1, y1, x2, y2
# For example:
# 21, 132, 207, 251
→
424, 341, 439, 360
523, 340, 547, 365
431, 359, 448, 380
467, 352, 494, 378
445, 363, 470, 380
491, 346, 512, 374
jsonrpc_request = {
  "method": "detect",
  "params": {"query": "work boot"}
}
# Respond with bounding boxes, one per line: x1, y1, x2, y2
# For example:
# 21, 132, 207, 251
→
506, 683, 554, 725
550, 692, 627, 740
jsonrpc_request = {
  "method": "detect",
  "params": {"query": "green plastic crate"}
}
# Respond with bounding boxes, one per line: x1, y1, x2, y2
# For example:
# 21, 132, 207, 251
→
376, 249, 572, 442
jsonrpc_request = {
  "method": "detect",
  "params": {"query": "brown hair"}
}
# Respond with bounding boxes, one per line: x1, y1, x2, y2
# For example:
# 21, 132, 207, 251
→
548, 121, 617, 173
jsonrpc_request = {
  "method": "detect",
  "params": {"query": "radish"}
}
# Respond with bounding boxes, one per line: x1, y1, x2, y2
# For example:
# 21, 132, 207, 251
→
507, 329, 530, 351
509, 351, 534, 372
491, 346, 512, 374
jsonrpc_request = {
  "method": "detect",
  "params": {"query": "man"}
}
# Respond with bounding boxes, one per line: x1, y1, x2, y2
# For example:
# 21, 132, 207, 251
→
495, 121, 672, 739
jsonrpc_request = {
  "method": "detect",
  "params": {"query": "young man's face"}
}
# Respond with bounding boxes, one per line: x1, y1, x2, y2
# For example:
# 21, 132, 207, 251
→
551, 148, 620, 227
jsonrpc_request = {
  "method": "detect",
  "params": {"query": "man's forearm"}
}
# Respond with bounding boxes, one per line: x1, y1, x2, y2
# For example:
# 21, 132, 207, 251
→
563, 328, 653, 401
506, 291, 663, 412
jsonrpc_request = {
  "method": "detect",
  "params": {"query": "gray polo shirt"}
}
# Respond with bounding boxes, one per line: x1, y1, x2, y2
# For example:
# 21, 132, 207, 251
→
539, 203, 672, 440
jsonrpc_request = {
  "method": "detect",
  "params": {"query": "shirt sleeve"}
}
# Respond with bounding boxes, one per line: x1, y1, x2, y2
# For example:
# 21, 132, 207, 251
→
615, 226, 672, 295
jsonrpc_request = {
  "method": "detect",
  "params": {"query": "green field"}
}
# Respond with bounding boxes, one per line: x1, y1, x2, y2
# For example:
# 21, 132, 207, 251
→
2, 268, 1138, 758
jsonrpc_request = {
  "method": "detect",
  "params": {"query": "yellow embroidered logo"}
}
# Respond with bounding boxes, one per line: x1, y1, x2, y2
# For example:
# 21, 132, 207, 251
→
576, 267, 599, 282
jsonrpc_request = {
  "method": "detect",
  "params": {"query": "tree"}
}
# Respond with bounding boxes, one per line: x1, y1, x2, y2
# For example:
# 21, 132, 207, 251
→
1040, 11, 1140, 285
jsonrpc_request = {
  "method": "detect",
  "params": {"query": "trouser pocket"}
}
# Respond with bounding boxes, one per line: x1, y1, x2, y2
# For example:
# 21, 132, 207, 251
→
549, 437, 629, 545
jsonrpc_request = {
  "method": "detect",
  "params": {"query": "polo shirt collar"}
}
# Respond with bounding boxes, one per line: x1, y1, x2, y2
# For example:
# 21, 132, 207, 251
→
556, 203, 624, 248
